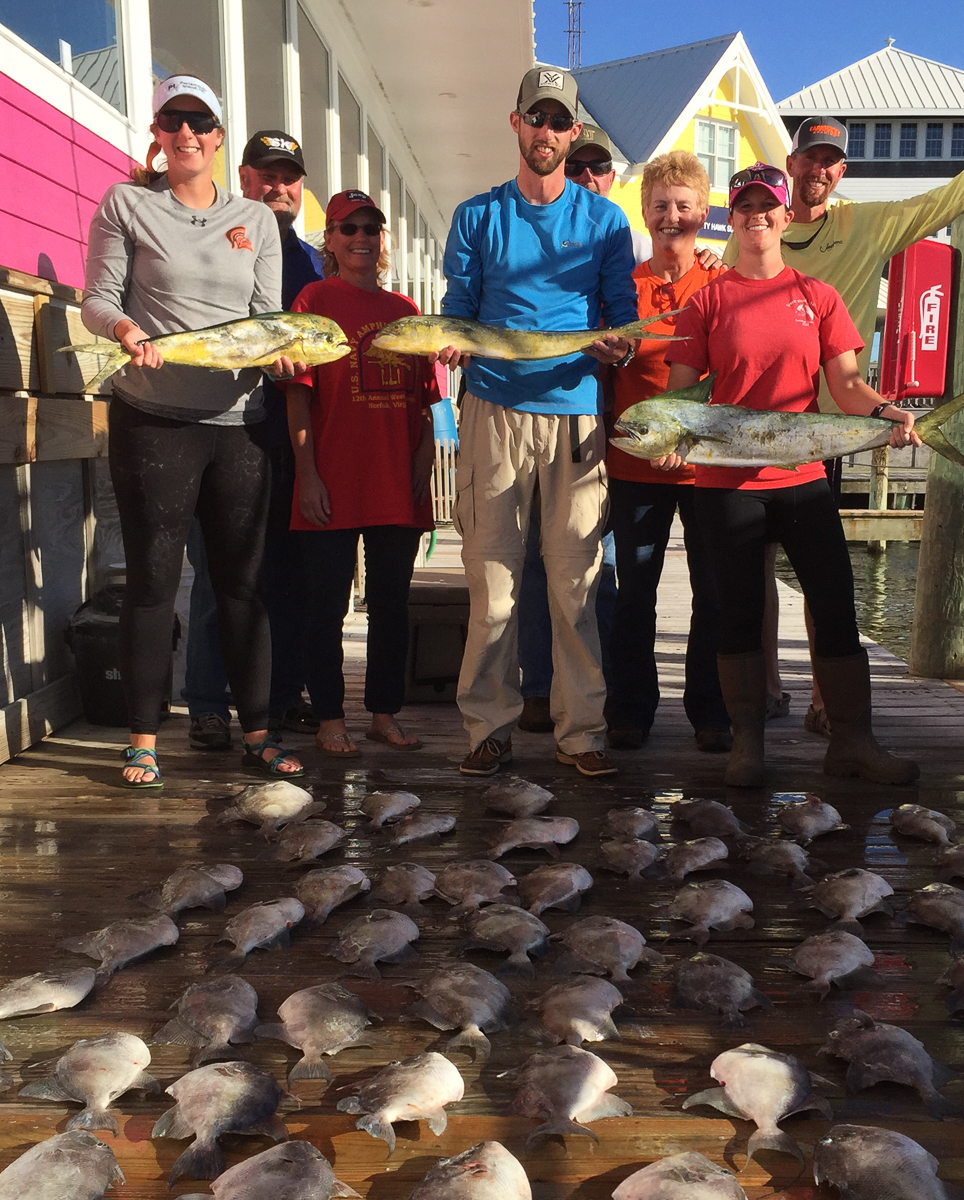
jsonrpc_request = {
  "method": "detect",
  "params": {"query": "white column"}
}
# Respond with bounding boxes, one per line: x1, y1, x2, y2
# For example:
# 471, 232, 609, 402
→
220, 0, 247, 194
121, 0, 153, 142
282, 0, 304, 237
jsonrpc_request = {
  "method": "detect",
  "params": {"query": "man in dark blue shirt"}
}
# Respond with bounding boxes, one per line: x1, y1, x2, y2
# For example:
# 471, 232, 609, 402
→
183, 130, 323, 750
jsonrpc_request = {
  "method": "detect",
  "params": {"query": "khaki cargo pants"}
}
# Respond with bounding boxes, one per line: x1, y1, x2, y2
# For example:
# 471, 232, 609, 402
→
453, 392, 608, 755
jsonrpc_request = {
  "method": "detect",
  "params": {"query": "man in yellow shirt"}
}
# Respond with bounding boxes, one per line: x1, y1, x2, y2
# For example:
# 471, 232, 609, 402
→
724, 116, 964, 731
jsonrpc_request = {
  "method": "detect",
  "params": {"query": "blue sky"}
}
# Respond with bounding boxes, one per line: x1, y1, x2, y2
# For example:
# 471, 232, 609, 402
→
533, 1, 964, 103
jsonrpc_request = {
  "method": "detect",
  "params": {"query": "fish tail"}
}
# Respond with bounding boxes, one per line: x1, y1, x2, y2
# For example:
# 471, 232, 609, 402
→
356, 1113, 396, 1154
445, 1025, 491, 1059
829, 918, 865, 937
288, 1054, 334, 1082
168, 1137, 225, 1186
193, 1041, 236, 1066
915, 391, 964, 467
207, 950, 245, 973
57, 342, 130, 389
525, 1118, 599, 1149
66, 1107, 119, 1136
746, 1127, 804, 1166
495, 952, 535, 980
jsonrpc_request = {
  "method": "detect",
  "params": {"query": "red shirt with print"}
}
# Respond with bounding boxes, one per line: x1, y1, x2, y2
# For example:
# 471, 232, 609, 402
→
288, 277, 438, 531
665, 266, 864, 490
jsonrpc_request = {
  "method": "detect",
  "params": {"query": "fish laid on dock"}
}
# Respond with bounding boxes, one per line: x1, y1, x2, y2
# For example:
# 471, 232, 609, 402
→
60, 312, 350, 389
0, 1130, 124, 1199
178, 1141, 360, 1200
503, 1045, 631, 1148
408, 1142, 530, 1200
370, 313, 682, 360
611, 374, 964, 468
813, 1124, 948, 1199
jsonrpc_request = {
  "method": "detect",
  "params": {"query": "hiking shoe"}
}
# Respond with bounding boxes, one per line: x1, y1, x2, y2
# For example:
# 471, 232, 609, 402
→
460, 737, 512, 777
518, 696, 554, 733
556, 748, 618, 777
190, 712, 232, 751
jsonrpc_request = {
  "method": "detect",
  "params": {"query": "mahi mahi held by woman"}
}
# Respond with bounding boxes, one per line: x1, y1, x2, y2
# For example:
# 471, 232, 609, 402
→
610, 373, 964, 469
370, 313, 681, 360
59, 312, 351, 390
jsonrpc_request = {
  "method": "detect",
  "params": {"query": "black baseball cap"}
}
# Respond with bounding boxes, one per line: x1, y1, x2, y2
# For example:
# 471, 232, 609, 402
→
791, 117, 848, 158
241, 130, 306, 174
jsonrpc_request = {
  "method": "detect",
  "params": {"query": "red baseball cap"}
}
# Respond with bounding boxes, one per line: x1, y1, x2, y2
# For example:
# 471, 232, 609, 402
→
728, 162, 790, 211
325, 189, 386, 226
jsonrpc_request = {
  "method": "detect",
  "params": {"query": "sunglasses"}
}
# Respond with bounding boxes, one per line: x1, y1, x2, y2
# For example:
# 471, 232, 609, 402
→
519, 109, 575, 132
331, 222, 383, 236
728, 165, 788, 191
565, 158, 613, 177
155, 109, 220, 135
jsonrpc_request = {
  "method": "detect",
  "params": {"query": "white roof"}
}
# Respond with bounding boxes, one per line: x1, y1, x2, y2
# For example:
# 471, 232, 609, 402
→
779, 43, 964, 116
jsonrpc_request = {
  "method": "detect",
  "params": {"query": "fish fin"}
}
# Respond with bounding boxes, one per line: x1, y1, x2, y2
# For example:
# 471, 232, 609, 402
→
65, 1108, 119, 1136
151, 1017, 209, 1048
932, 1061, 956, 1088
194, 1042, 243, 1066
682, 1086, 746, 1118
215, 807, 242, 826
255, 1023, 297, 1046
562, 894, 583, 914
380, 943, 420, 965
355, 1112, 396, 1154
339, 961, 382, 983
574, 1095, 633, 1121
288, 1055, 333, 1083
926, 1090, 958, 1119
265, 928, 292, 951
0, 1042, 10, 1063
57, 342, 130, 389
201, 892, 228, 914
57, 934, 95, 954
244, 1115, 290, 1142
750, 988, 774, 1012
331, 1182, 363, 1199
19, 1077, 75, 1102
553, 951, 598, 976
168, 1138, 225, 1186
401, 1001, 452, 1031
152, 1106, 196, 1140
828, 918, 865, 937
134, 1070, 161, 1094
207, 950, 246, 973
647, 371, 716, 404
915, 391, 964, 466
746, 1128, 804, 1167
790, 872, 813, 891
796, 979, 831, 1000
425, 1108, 449, 1136
132, 887, 165, 911
788, 1094, 834, 1120
445, 1025, 491, 1059
526, 1118, 598, 1149
496, 954, 535, 980
719, 1010, 751, 1031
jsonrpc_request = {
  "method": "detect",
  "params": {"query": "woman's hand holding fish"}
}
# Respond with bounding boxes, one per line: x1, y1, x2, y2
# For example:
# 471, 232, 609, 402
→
429, 346, 471, 370
584, 334, 630, 364
115, 319, 164, 369
299, 470, 331, 528
885, 405, 921, 449
651, 452, 685, 471
265, 355, 308, 381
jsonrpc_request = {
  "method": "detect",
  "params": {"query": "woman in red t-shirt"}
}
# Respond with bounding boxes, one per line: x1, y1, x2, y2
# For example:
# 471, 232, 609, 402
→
664, 163, 919, 789
286, 191, 437, 757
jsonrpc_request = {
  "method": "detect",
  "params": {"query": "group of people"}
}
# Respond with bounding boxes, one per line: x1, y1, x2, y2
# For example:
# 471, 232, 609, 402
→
80, 65, 964, 791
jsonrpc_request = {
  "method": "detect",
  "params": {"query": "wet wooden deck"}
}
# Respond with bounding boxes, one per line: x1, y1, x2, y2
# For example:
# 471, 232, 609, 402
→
1, 526, 963, 1197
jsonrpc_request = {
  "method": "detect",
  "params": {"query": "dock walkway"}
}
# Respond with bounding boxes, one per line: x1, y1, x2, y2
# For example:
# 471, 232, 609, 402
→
0, 525, 962, 1197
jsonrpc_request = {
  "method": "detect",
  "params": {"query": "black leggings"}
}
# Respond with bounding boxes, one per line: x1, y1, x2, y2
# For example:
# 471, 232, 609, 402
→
108, 397, 272, 733
694, 478, 861, 659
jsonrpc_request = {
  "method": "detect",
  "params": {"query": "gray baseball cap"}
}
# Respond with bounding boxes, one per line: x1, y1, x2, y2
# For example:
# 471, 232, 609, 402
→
567, 122, 613, 159
516, 66, 579, 118
791, 117, 848, 157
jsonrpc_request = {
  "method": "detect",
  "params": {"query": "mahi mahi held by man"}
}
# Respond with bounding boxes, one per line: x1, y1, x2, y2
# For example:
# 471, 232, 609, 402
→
611, 373, 964, 469
370, 313, 682, 360
59, 312, 351, 389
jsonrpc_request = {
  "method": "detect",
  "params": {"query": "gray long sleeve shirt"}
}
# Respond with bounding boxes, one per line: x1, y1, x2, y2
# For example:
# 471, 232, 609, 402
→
82, 178, 282, 424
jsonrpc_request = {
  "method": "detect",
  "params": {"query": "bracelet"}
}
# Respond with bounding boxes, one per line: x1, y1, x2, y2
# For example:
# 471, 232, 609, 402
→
869, 404, 888, 419
613, 344, 636, 369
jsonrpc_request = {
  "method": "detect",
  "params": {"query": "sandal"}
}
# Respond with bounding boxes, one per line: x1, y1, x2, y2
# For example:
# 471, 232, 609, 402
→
365, 723, 423, 752
120, 746, 163, 790
804, 704, 832, 738
316, 731, 361, 758
241, 736, 306, 778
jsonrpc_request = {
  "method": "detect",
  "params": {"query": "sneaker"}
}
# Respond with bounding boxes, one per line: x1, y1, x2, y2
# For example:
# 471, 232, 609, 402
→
556, 748, 618, 777
518, 696, 554, 733
460, 737, 512, 777
695, 725, 733, 753
190, 712, 232, 751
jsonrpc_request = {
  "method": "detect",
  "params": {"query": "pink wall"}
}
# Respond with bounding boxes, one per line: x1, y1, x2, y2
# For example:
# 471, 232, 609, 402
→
0, 70, 134, 289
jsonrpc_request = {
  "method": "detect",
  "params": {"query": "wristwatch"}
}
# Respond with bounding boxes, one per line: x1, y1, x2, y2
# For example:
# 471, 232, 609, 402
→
869, 404, 888, 419
613, 344, 636, 369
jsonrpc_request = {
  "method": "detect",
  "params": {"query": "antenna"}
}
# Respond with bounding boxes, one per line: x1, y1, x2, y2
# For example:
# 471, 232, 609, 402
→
565, 0, 584, 70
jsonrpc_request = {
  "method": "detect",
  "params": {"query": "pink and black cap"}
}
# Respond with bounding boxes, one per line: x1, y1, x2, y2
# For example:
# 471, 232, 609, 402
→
728, 162, 791, 211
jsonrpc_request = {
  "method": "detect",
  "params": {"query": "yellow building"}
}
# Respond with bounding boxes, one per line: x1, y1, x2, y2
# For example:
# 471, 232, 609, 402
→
573, 33, 791, 245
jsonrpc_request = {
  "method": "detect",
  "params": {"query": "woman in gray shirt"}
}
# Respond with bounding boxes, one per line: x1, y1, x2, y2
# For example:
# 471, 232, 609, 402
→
82, 75, 304, 787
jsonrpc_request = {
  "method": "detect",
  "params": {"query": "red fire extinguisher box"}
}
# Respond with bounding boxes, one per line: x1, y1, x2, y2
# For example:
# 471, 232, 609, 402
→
880, 240, 955, 399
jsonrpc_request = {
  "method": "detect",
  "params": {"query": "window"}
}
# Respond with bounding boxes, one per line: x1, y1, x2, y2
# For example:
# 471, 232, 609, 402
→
298, 6, 330, 230
420, 216, 430, 314
338, 74, 361, 192
150, 0, 222, 97
848, 122, 866, 158
0, 0, 126, 113
389, 162, 403, 289
695, 119, 737, 190
405, 189, 417, 299
952, 124, 964, 158
243, 0, 286, 134
899, 123, 918, 158
925, 123, 944, 158
368, 125, 385, 208
873, 123, 892, 158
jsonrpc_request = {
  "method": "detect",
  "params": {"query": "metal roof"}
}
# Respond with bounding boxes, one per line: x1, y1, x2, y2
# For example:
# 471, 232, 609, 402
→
573, 34, 741, 164
779, 43, 964, 116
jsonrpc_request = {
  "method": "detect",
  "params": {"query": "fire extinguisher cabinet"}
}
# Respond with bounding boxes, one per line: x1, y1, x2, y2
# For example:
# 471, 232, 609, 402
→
880, 240, 955, 400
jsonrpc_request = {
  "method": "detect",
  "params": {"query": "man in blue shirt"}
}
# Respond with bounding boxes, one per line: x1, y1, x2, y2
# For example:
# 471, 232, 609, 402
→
184, 130, 323, 750
436, 67, 639, 778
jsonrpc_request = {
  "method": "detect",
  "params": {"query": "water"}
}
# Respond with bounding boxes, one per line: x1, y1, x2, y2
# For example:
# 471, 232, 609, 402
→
775, 542, 921, 663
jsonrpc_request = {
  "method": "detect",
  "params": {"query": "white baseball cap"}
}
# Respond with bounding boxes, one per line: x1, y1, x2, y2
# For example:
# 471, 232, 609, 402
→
151, 75, 222, 123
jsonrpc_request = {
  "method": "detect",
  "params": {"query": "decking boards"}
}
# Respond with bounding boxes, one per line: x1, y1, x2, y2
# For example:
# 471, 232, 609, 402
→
0, 526, 962, 1197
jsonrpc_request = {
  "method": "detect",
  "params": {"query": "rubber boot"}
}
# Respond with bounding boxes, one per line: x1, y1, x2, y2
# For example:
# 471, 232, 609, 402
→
813, 650, 919, 785
716, 650, 767, 787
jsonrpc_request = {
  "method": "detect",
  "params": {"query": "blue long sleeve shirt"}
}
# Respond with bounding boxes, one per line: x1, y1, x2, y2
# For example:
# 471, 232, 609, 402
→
441, 178, 638, 414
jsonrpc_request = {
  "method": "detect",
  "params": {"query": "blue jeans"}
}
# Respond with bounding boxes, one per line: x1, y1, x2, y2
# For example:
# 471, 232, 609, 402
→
609, 477, 729, 734
518, 509, 616, 697
182, 441, 305, 719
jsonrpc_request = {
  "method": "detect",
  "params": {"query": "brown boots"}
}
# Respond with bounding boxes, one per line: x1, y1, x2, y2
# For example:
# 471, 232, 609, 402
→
716, 651, 767, 787
814, 651, 919, 785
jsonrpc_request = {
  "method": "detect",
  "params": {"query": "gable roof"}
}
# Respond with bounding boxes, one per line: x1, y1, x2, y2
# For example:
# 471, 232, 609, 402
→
573, 34, 740, 164
779, 43, 964, 116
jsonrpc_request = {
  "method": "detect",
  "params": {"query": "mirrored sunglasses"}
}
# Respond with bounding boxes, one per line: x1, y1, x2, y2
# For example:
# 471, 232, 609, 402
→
155, 109, 220, 135
520, 109, 575, 132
